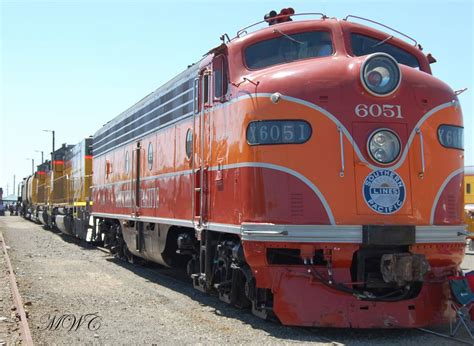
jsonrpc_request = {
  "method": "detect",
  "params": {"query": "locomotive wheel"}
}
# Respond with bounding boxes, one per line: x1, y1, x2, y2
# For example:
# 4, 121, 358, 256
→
122, 242, 135, 264
121, 242, 146, 265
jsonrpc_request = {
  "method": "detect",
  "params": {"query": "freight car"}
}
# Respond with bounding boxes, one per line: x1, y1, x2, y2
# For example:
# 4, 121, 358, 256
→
21, 161, 49, 222
90, 9, 466, 328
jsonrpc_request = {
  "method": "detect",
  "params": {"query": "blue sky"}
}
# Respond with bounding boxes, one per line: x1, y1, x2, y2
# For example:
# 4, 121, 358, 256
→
0, 0, 473, 196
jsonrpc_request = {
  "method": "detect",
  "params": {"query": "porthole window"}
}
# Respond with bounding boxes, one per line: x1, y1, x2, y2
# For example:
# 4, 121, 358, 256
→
125, 151, 130, 173
148, 142, 153, 170
185, 129, 193, 159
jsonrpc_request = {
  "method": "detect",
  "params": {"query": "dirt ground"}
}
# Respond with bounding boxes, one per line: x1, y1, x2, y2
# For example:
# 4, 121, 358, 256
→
0, 233, 21, 345
1, 216, 473, 345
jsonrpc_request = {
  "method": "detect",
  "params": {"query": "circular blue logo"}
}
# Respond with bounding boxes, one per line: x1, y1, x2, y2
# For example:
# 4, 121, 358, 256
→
363, 169, 406, 214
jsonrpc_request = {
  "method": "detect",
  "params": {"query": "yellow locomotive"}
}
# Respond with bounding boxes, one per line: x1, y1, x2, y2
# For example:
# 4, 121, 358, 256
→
466, 166, 474, 236
21, 139, 93, 240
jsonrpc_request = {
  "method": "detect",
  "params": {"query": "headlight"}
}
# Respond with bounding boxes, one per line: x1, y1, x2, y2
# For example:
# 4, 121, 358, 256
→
361, 53, 401, 96
368, 129, 401, 164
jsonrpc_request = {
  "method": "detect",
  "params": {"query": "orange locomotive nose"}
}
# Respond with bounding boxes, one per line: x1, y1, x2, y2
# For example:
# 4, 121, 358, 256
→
223, 17, 464, 327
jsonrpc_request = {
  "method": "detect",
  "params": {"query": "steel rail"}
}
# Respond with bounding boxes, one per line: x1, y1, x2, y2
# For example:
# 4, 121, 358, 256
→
0, 233, 34, 346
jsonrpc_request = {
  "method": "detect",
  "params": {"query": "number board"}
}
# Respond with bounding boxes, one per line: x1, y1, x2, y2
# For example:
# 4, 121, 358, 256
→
246, 120, 312, 145
437, 125, 463, 150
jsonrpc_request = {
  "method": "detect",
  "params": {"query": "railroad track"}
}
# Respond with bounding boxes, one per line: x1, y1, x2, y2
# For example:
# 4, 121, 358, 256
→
0, 233, 33, 346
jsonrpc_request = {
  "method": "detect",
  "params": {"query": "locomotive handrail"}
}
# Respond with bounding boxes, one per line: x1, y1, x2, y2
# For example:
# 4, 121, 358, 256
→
455, 88, 468, 96
242, 230, 288, 236
191, 77, 199, 228
343, 15, 417, 46
416, 128, 425, 178
235, 12, 328, 39
337, 126, 345, 178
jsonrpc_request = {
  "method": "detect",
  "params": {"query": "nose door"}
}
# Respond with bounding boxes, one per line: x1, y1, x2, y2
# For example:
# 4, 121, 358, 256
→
352, 122, 413, 218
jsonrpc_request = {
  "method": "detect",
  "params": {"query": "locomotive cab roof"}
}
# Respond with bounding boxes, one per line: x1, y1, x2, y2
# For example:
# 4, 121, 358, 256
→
226, 11, 431, 74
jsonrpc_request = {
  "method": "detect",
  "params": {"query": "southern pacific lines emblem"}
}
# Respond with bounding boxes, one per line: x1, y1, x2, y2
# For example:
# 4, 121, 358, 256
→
363, 169, 406, 214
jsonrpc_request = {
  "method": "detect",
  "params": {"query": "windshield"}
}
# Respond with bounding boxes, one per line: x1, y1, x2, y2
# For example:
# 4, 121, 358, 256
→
350, 33, 420, 68
245, 31, 333, 69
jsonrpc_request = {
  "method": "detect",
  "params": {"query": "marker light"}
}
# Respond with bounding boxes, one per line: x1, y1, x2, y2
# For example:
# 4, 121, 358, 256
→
270, 92, 281, 104
264, 10, 278, 25
277, 8, 294, 23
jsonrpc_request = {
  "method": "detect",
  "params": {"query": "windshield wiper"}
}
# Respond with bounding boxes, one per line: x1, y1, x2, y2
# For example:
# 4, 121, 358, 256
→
371, 35, 393, 48
273, 28, 304, 45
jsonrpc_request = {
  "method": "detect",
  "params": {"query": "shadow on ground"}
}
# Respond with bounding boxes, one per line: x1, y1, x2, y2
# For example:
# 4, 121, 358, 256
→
41, 223, 465, 345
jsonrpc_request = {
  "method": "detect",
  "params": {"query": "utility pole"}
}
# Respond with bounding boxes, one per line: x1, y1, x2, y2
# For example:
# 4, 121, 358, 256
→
43, 130, 55, 170
35, 150, 44, 164
13, 175, 15, 197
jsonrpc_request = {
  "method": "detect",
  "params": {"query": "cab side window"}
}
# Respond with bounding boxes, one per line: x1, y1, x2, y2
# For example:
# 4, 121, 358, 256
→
198, 71, 210, 111
350, 33, 420, 69
203, 74, 209, 104
213, 55, 228, 100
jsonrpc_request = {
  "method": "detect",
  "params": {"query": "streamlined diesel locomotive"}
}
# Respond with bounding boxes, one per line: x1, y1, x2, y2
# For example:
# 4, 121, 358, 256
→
23, 9, 466, 328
